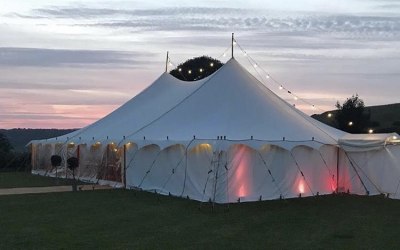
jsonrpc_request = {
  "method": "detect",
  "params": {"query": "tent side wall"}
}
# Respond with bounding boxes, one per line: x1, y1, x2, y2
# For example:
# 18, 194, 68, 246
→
338, 145, 400, 198
125, 142, 340, 203
31, 142, 124, 187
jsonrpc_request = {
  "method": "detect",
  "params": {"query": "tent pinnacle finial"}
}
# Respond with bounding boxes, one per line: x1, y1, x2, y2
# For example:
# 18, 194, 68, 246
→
231, 33, 234, 59
165, 51, 169, 72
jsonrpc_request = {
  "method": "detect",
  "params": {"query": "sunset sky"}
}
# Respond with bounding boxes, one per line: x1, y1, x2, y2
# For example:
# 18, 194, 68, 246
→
1, 0, 399, 129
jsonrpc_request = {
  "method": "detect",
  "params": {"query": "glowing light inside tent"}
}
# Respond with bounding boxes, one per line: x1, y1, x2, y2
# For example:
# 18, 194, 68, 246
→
298, 180, 305, 194
393, 136, 398, 140
231, 145, 252, 199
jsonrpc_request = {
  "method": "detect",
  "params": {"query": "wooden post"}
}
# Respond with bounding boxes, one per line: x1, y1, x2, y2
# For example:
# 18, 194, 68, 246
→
336, 147, 340, 193
165, 51, 169, 72
231, 33, 234, 59
123, 144, 127, 188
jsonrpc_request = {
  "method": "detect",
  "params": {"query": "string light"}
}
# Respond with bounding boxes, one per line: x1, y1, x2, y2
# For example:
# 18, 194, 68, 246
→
167, 39, 326, 114
234, 39, 327, 113
368, 129, 374, 134
348, 121, 353, 126
327, 113, 332, 118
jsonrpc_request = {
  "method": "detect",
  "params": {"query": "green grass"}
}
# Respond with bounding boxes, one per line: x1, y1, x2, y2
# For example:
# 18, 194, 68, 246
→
0, 172, 85, 188
1, 189, 400, 249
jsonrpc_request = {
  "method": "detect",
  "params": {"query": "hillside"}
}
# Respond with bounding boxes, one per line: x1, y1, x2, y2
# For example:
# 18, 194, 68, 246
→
0, 129, 77, 152
312, 103, 400, 134
1, 103, 399, 152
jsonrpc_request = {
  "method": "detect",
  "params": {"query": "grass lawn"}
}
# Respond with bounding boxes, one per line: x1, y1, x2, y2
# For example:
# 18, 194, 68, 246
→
1, 188, 400, 249
0, 172, 85, 188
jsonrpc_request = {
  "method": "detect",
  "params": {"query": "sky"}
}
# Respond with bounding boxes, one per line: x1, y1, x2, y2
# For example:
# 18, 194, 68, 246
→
0, 0, 399, 129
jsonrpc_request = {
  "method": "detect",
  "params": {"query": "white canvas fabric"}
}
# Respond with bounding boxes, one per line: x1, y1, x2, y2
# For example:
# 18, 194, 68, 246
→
29, 57, 400, 203
339, 133, 400, 152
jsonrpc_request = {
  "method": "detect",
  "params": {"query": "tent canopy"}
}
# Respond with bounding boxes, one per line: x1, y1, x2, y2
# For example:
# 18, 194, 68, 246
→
29, 57, 399, 153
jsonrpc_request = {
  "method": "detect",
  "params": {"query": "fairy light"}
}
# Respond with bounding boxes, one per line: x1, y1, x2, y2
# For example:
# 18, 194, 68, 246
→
368, 129, 374, 134
234, 39, 327, 114
188, 70, 192, 74
199, 68, 203, 72
178, 68, 182, 72
210, 62, 214, 67
348, 121, 353, 126
327, 113, 332, 118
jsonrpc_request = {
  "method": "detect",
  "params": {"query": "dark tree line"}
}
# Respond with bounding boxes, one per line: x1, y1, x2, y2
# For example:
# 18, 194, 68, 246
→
0, 132, 30, 172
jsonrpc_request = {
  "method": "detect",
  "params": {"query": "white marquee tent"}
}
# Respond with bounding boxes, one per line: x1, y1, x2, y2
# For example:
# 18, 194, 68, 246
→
29, 56, 400, 203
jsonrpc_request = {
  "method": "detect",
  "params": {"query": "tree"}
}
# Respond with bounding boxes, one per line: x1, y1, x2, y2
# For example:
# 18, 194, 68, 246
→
51, 155, 62, 178
0, 132, 13, 153
67, 157, 79, 191
169, 56, 223, 81
335, 94, 370, 133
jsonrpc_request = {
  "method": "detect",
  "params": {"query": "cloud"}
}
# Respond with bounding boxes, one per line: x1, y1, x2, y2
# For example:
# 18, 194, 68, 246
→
32, 7, 250, 18
9, 6, 397, 37
0, 47, 154, 67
